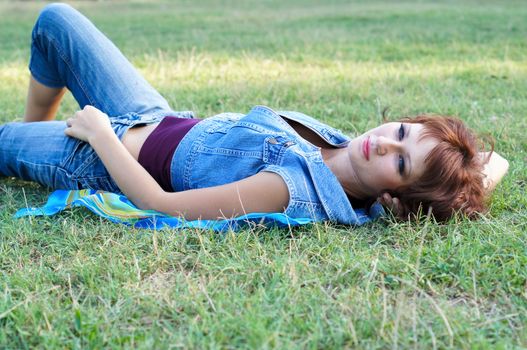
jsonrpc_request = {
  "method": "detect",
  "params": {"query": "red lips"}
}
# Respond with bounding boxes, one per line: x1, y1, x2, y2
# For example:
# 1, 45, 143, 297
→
362, 136, 370, 161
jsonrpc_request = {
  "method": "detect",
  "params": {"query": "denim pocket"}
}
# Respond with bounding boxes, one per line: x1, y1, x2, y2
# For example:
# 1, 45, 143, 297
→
263, 135, 295, 165
61, 140, 116, 191
76, 175, 117, 192
61, 140, 96, 174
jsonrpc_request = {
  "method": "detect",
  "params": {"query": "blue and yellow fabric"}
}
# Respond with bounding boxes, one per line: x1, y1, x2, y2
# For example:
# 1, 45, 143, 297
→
14, 190, 383, 232
14, 189, 317, 231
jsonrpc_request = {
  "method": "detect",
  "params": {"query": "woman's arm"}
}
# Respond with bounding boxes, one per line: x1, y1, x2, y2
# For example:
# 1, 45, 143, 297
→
152, 171, 289, 220
64, 106, 289, 219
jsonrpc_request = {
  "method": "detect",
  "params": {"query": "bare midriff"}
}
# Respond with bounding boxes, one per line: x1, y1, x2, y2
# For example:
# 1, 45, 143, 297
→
121, 122, 160, 160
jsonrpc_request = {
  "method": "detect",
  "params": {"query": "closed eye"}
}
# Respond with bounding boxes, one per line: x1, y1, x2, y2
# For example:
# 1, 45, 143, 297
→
398, 123, 406, 176
398, 123, 405, 140
398, 155, 405, 176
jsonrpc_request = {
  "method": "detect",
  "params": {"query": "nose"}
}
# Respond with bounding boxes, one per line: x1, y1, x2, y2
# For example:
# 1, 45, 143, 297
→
375, 136, 402, 156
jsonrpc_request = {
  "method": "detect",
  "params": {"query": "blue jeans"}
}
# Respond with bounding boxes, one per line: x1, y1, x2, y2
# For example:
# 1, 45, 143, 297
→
0, 3, 193, 191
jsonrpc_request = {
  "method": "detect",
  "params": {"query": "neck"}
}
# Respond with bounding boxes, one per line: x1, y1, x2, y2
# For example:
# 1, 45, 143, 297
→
321, 147, 371, 200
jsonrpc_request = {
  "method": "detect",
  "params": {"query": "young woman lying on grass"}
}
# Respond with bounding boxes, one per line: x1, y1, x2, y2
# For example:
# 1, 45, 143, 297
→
0, 3, 509, 224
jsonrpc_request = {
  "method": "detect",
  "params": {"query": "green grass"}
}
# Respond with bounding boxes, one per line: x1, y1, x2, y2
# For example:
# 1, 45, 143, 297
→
0, 0, 526, 348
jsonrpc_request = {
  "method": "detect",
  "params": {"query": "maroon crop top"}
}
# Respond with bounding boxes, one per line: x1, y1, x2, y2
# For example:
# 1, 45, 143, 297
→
138, 117, 202, 191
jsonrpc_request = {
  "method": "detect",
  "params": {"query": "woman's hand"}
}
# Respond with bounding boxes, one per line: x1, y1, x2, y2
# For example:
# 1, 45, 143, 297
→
378, 192, 406, 218
480, 151, 509, 192
64, 105, 112, 143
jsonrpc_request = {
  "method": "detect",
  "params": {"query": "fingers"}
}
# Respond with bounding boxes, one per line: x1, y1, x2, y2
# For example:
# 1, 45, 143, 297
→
391, 197, 401, 212
66, 109, 83, 127
65, 115, 77, 136
378, 192, 392, 206
64, 125, 72, 137
378, 192, 403, 216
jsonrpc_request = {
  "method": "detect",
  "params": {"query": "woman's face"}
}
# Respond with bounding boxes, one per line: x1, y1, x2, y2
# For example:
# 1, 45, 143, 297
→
348, 122, 439, 196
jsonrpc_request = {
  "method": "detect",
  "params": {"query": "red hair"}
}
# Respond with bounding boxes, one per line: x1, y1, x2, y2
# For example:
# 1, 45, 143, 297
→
394, 115, 491, 222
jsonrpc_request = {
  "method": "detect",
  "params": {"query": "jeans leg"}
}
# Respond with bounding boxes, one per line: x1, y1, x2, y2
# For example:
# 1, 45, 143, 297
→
0, 121, 118, 192
29, 3, 173, 118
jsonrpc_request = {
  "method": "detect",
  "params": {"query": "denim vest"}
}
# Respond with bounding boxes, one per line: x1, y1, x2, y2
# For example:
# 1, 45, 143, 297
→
170, 106, 384, 225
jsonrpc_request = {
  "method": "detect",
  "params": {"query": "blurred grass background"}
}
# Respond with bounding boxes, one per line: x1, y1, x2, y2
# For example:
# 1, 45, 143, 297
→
0, 0, 526, 348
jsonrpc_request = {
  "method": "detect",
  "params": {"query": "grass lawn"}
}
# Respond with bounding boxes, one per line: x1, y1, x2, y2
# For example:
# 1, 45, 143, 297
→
0, 0, 526, 348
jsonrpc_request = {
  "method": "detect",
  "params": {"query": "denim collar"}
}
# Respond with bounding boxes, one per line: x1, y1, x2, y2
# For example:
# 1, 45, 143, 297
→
247, 106, 361, 224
